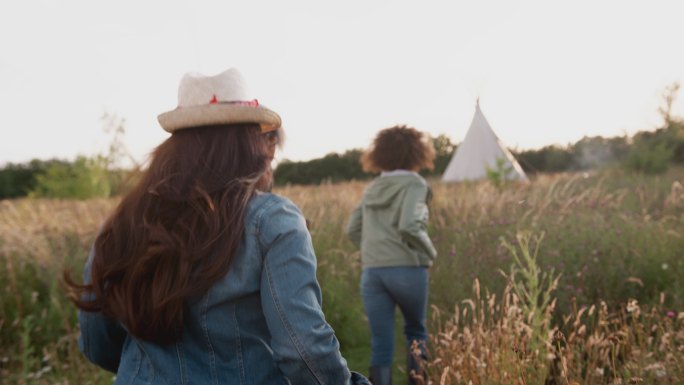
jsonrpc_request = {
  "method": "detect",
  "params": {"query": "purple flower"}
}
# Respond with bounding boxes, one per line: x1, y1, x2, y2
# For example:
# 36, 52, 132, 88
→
667, 311, 676, 318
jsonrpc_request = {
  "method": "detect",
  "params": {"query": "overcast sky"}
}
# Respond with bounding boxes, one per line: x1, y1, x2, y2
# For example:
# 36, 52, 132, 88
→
1, 0, 683, 166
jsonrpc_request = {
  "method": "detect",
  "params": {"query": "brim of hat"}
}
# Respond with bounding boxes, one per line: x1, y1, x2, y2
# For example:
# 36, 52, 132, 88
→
158, 104, 281, 133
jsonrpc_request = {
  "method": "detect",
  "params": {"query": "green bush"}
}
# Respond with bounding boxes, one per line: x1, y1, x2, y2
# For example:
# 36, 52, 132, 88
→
29, 156, 112, 199
624, 140, 674, 174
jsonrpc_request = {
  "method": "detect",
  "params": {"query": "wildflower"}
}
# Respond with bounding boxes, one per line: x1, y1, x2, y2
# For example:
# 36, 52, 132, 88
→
661, 263, 669, 270
667, 311, 675, 318
626, 299, 639, 313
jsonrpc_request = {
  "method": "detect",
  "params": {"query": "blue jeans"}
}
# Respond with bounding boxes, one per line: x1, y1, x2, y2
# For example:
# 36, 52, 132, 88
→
360, 266, 429, 366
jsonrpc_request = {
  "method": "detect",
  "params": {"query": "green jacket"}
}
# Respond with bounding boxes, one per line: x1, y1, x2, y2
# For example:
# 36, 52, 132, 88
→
346, 171, 437, 268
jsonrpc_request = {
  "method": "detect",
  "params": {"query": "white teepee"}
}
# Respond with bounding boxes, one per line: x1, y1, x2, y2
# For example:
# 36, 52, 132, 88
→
442, 101, 528, 182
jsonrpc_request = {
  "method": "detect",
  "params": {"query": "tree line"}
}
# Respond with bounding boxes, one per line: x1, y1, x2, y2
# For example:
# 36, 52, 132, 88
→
276, 83, 684, 184
1, 84, 681, 198
272, 135, 457, 186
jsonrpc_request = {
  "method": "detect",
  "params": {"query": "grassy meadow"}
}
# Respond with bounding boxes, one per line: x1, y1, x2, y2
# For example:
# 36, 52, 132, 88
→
1, 168, 684, 384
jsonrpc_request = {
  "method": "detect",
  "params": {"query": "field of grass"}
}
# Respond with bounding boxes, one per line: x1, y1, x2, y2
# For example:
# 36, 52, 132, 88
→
1, 168, 684, 384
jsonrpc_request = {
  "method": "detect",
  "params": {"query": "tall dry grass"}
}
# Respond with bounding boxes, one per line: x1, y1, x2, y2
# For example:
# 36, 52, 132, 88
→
1, 168, 684, 383
0, 198, 116, 384
426, 232, 684, 385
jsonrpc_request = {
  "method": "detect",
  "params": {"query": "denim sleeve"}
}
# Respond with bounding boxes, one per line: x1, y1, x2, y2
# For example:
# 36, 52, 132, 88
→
398, 183, 437, 260
346, 203, 363, 248
258, 197, 352, 384
78, 249, 127, 373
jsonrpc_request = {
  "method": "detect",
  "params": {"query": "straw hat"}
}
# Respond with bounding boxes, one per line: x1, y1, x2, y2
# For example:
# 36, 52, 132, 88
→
158, 68, 281, 133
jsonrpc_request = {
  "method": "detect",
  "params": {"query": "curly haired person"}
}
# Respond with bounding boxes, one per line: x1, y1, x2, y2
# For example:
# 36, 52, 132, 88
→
347, 125, 437, 385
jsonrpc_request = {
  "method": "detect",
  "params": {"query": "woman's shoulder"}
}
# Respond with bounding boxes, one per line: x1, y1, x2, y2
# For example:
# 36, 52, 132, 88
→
379, 170, 428, 184
376, 173, 428, 189
249, 192, 308, 243
249, 192, 304, 222
250, 191, 297, 208
403, 172, 428, 185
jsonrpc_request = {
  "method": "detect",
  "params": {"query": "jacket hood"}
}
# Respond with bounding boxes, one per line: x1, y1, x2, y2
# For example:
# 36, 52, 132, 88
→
364, 174, 424, 208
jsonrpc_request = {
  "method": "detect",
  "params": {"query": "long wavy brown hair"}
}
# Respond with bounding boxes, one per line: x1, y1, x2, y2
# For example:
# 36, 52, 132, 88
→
65, 123, 276, 344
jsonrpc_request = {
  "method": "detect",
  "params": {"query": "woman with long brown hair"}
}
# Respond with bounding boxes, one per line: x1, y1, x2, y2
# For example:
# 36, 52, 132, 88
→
66, 68, 369, 385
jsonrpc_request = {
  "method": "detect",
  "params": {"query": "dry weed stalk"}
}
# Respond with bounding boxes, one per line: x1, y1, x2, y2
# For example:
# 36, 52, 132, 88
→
428, 231, 684, 385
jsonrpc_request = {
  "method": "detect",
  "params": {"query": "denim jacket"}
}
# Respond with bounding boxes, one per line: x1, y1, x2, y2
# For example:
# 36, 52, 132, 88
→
79, 192, 369, 385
